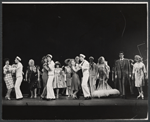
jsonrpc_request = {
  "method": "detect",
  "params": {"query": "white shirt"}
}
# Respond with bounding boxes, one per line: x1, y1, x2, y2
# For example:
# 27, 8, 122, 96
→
16, 62, 23, 78
120, 58, 124, 61
48, 60, 55, 76
80, 59, 89, 75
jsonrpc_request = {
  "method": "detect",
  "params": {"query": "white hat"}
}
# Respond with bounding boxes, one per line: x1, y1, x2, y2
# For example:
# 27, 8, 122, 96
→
80, 54, 86, 58
46, 54, 52, 58
16, 56, 21, 61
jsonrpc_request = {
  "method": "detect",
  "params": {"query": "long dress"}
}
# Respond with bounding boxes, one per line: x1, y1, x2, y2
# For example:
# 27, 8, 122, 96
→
42, 63, 48, 88
3, 65, 14, 90
27, 66, 38, 90
65, 66, 72, 87
53, 68, 67, 89
92, 63, 120, 98
71, 66, 80, 91
133, 62, 146, 87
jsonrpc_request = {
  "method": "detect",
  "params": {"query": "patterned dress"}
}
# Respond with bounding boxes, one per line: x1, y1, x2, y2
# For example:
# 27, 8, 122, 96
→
3, 65, 14, 89
53, 68, 67, 88
133, 62, 146, 87
27, 66, 38, 90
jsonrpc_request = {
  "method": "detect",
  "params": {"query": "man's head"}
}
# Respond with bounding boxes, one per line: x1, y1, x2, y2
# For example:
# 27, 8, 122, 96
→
79, 54, 85, 62
46, 54, 52, 62
15, 56, 21, 64
75, 56, 80, 63
89, 56, 94, 63
119, 51, 124, 59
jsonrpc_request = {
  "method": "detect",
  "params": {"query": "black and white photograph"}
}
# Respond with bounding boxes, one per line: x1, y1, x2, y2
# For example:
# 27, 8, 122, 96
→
2, 1, 148, 120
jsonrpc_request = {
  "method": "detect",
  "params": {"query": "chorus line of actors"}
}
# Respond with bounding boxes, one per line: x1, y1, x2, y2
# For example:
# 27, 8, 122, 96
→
3, 52, 147, 100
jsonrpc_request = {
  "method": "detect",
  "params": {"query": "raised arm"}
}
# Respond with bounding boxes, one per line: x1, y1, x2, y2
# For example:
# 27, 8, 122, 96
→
72, 66, 78, 72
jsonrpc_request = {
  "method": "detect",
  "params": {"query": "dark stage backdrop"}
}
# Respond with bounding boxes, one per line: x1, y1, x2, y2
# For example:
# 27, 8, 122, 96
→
2, 4, 147, 75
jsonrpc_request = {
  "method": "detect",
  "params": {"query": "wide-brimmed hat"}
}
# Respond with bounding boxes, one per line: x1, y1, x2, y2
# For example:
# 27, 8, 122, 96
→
64, 59, 71, 64
134, 55, 142, 62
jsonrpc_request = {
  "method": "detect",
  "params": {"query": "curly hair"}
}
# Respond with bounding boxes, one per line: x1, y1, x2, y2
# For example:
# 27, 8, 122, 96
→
98, 56, 105, 64
28, 59, 35, 66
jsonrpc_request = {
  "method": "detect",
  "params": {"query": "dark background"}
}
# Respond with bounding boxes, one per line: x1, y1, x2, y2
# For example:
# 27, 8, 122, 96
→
2, 4, 147, 69
2, 4, 148, 94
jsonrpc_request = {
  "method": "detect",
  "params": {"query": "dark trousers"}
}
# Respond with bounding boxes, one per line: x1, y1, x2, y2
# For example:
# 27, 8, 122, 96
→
118, 70, 127, 96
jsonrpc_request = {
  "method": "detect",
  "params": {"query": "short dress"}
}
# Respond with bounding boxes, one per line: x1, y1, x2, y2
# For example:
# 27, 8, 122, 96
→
65, 66, 72, 87
53, 68, 67, 89
3, 65, 14, 89
27, 66, 38, 90
133, 62, 146, 87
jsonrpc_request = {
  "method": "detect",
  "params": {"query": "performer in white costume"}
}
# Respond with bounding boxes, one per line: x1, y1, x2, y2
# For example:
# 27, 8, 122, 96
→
12, 56, 23, 100
79, 54, 91, 100
92, 56, 120, 98
45, 54, 56, 100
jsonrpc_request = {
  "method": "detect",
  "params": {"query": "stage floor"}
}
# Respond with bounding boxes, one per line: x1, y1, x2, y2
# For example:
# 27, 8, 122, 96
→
2, 96, 148, 106
2, 96, 148, 119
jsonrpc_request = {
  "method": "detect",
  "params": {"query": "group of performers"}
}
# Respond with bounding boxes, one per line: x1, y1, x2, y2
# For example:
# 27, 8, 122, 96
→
3, 51, 147, 101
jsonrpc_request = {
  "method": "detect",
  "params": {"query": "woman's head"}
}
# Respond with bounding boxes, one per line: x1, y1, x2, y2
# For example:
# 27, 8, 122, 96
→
70, 59, 76, 66
98, 56, 105, 64
41, 56, 47, 64
134, 55, 142, 62
4, 58, 10, 65
29, 59, 35, 66
65, 59, 71, 66
55, 61, 61, 68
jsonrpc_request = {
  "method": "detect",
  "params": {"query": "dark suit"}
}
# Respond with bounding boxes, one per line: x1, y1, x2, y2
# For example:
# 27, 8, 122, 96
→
115, 58, 131, 96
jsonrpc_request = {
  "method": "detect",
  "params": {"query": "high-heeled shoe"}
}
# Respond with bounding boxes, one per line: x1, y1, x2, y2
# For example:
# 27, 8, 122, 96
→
141, 93, 144, 100
56, 95, 59, 99
137, 94, 141, 99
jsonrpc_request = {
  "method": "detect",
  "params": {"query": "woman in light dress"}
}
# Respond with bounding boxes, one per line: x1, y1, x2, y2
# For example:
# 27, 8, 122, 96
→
132, 55, 147, 99
92, 56, 120, 98
64, 59, 72, 97
53, 61, 66, 99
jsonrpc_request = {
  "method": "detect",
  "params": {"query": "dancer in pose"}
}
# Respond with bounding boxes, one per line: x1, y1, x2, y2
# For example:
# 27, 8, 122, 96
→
79, 54, 91, 100
25, 59, 38, 98
64, 59, 72, 97
12, 56, 23, 100
53, 61, 66, 99
132, 55, 147, 99
70, 59, 81, 99
92, 56, 120, 98
3, 58, 14, 100
40, 56, 48, 99
45, 54, 55, 100
89, 56, 98, 97
115, 51, 131, 98
75, 56, 83, 98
